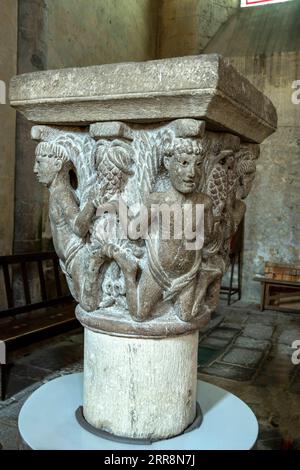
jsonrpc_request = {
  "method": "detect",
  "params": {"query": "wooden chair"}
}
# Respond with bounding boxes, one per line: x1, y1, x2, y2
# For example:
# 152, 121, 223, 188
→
220, 219, 244, 305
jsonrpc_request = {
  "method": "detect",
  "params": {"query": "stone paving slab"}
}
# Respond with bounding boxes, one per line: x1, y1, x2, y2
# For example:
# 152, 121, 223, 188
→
246, 313, 278, 326
0, 421, 19, 450
7, 363, 53, 381
17, 340, 83, 371
217, 309, 249, 326
5, 373, 37, 399
197, 347, 223, 369
200, 337, 230, 349
289, 368, 300, 393
201, 362, 255, 381
277, 326, 300, 345
0, 388, 39, 424
234, 336, 271, 351
209, 326, 241, 340
222, 347, 265, 369
243, 324, 274, 341
198, 313, 224, 339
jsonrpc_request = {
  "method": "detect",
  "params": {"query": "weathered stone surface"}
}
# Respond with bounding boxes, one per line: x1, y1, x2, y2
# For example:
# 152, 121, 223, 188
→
0, 0, 17, 258
243, 324, 274, 341
209, 326, 241, 340
83, 329, 198, 439
9, 54, 278, 441
201, 362, 255, 381
277, 326, 300, 345
158, 0, 239, 59
234, 336, 271, 351
222, 347, 265, 368
0, 421, 19, 450
10, 54, 277, 143
200, 336, 230, 349
29, 120, 261, 336
204, 2, 300, 304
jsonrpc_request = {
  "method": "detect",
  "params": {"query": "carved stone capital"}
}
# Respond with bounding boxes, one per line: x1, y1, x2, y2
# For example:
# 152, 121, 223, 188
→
30, 120, 260, 337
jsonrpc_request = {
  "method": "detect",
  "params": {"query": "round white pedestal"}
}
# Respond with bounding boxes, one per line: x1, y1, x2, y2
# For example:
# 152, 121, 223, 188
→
18, 373, 258, 450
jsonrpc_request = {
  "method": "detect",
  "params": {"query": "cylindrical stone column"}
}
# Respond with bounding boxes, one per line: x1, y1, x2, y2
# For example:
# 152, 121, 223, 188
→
83, 329, 198, 440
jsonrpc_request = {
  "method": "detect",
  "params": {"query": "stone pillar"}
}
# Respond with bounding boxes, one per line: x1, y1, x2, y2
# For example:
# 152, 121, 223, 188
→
10, 54, 277, 441
83, 330, 198, 439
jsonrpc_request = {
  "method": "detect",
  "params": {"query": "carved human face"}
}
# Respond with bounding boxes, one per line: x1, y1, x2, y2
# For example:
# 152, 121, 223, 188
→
240, 172, 256, 199
164, 152, 204, 194
34, 155, 62, 186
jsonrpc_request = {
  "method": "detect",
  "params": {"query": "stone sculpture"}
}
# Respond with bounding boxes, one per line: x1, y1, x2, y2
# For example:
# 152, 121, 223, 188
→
10, 54, 277, 441
32, 121, 259, 332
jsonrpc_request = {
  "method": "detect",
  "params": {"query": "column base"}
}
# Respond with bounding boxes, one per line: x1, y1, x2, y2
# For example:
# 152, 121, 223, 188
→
75, 402, 202, 445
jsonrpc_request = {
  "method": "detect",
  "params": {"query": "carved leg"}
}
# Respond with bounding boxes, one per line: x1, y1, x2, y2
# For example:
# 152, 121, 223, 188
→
204, 275, 222, 314
71, 248, 106, 311
134, 266, 163, 321
190, 270, 220, 318
173, 279, 198, 322
81, 254, 107, 311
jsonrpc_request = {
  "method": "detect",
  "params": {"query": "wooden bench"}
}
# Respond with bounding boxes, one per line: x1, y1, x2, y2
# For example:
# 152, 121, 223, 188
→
0, 252, 79, 400
254, 274, 300, 313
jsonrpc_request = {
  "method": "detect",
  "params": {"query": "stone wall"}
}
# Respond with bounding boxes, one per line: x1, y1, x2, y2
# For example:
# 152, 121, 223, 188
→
157, 0, 239, 58
14, 0, 160, 254
205, 1, 300, 302
46, 0, 159, 69
0, 0, 18, 255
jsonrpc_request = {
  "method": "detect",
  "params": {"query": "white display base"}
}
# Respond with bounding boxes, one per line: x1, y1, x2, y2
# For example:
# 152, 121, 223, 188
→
18, 373, 258, 450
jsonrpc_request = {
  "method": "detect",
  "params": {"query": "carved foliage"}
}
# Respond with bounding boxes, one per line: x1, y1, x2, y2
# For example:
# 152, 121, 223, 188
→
32, 121, 259, 328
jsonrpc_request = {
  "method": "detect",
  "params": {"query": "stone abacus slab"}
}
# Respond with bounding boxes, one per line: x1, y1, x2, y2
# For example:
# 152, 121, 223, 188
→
10, 54, 277, 143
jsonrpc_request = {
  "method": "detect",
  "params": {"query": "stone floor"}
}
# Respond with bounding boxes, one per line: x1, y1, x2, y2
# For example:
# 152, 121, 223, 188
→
0, 300, 300, 450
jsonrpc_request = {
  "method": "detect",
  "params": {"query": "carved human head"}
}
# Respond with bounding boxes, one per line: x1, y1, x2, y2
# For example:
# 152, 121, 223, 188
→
163, 138, 207, 194
236, 146, 259, 199
34, 142, 69, 186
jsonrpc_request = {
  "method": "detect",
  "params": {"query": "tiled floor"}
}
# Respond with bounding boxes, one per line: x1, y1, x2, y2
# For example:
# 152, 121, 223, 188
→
0, 301, 300, 450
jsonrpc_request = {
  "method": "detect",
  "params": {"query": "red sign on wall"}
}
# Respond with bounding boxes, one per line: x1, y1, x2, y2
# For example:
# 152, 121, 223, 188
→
246, 0, 274, 4
242, 0, 290, 5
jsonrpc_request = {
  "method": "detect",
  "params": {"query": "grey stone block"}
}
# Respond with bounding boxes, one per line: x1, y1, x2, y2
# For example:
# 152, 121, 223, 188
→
278, 327, 300, 345
10, 54, 277, 143
0, 421, 19, 450
209, 326, 241, 340
18, 341, 83, 371
202, 362, 255, 381
234, 336, 271, 351
246, 313, 278, 326
222, 347, 265, 368
243, 324, 274, 340
200, 337, 229, 349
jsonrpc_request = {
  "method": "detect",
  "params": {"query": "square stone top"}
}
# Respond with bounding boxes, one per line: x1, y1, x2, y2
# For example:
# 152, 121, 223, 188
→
10, 54, 277, 143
